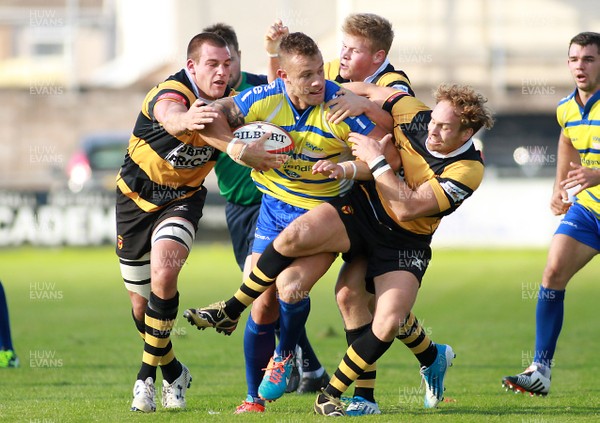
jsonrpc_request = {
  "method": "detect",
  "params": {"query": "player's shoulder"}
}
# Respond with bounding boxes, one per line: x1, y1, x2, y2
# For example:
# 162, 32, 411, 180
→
369, 63, 411, 93
557, 89, 577, 108
324, 59, 341, 80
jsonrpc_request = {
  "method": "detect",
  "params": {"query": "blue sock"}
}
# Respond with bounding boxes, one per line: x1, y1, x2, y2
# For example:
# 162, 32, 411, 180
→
534, 286, 565, 368
276, 297, 310, 358
297, 327, 322, 372
0, 282, 14, 351
244, 314, 275, 400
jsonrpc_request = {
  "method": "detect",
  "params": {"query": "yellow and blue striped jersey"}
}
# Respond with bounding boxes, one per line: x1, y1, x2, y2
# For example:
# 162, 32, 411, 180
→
233, 78, 375, 209
557, 89, 600, 217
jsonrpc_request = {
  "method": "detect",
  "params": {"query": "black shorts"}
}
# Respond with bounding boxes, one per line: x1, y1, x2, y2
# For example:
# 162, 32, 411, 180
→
225, 201, 260, 271
115, 186, 206, 260
330, 183, 432, 293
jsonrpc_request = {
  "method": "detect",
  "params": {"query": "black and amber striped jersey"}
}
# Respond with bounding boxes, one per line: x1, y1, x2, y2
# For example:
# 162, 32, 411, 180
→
116, 69, 233, 212
324, 58, 414, 96
368, 92, 484, 236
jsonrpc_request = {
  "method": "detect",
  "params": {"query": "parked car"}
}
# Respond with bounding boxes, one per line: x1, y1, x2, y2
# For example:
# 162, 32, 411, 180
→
66, 132, 130, 193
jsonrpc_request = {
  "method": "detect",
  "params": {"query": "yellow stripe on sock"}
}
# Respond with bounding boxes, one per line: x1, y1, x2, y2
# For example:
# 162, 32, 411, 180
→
145, 316, 175, 332
160, 349, 175, 366
144, 333, 171, 349
233, 289, 254, 306
329, 374, 348, 393
347, 346, 369, 369
142, 351, 161, 367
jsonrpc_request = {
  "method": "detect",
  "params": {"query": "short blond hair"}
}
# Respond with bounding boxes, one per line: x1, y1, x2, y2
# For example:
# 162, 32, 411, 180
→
342, 13, 394, 54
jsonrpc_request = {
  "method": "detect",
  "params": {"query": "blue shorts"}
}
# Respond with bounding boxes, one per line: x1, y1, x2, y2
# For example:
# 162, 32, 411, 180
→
554, 202, 600, 251
253, 194, 308, 254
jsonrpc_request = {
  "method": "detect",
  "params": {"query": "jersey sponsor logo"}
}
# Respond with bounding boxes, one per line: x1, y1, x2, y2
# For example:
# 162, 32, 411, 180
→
156, 92, 188, 105
440, 180, 469, 203
304, 140, 324, 152
165, 143, 214, 168
283, 169, 302, 179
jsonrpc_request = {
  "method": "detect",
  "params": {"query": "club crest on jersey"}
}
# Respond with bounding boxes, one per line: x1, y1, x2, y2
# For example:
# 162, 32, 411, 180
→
341, 205, 353, 215
165, 143, 214, 168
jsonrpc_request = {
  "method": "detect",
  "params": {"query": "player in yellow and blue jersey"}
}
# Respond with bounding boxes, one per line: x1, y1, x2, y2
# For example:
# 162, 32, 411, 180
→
264, 15, 448, 414
503, 31, 600, 396
203, 23, 330, 413
184, 31, 389, 407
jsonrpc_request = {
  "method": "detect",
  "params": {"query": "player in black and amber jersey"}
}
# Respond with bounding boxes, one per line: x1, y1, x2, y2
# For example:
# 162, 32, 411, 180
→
116, 32, 283, 414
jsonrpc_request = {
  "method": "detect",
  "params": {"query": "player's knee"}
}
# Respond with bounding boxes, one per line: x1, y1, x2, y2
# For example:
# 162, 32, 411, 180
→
152, 218, 195, 252
251, 302, 280, 324
373, 321, 400, 342
542, 263, 569, 289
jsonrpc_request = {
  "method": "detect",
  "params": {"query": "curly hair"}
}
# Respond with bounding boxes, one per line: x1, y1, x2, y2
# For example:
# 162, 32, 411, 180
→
434, 84, 494, 133
342, 13, 394, 55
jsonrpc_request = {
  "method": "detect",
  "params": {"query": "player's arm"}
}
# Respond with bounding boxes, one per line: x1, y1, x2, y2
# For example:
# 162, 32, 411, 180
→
313, 125, 399, 181
342, 82, 399, 108
550, 131, 581, 215
153, 98, 220, 137
555, 132, 600, 205
325, 87, 393, 132
198, 97, 288, 171
349, 132, 440, 220
264, 19, 288, 82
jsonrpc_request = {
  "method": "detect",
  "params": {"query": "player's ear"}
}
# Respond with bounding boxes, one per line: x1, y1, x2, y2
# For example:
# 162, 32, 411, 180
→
373, 50, 386, 65
186, 58, 195, 75
277, 68, 287, 81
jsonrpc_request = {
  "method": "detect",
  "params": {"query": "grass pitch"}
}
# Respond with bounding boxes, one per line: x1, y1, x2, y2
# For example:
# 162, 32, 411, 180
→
1, 245, 599, 422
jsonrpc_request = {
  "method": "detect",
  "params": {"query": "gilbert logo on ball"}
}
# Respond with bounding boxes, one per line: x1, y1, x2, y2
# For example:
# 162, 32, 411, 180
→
233, 121, 295, 155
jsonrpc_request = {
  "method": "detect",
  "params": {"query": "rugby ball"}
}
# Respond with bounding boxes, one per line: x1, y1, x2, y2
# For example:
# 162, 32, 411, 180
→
232, 121, 294, 155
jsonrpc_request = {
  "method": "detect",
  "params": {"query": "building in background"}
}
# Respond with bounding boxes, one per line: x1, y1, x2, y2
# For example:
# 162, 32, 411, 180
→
0, 0, 598, 246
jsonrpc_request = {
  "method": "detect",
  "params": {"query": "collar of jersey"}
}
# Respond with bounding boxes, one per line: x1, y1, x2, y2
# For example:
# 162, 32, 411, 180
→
426, 138, 474, 159
363, 58, 391, 84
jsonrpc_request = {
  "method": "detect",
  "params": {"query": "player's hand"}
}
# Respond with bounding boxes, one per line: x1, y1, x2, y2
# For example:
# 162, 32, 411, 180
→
349, 132, 393, 163
561, 162, 600, 193
184, 100, 220, 131
550, 188, 571, 216
238, 132, 289, 171
312, 159, 344, 179
265, 19, 289, 55
326, 88, 372, 124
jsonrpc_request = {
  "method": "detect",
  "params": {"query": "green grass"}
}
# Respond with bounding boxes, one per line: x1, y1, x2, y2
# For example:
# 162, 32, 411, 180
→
1, 245, 599, 422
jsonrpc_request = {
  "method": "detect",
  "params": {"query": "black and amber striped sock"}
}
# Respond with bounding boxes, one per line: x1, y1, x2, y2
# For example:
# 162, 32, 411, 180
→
396, 312, 437, 368
136, 292, 180, 382
224, 243, 294, 317
345, 324, 376, 402
326, 328, 393, 398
